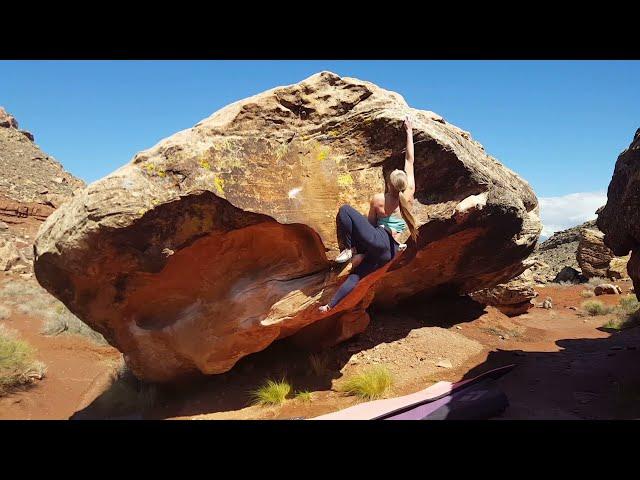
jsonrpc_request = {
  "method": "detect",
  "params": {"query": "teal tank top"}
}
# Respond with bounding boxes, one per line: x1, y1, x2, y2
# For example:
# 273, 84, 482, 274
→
377, 211, 407, 233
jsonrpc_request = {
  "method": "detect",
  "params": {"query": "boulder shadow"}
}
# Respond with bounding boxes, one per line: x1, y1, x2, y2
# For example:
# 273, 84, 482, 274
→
72, 293, 487, 419
459, 324, 640, 419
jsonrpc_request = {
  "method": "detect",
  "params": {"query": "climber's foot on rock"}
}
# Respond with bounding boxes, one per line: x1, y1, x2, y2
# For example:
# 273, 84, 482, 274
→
335, 248, 354, 263
319, 304, 330, 313
398, 243, 407, 252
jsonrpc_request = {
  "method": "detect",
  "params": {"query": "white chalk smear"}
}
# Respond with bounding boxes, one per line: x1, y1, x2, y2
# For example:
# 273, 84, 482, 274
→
288, 187, 303, 199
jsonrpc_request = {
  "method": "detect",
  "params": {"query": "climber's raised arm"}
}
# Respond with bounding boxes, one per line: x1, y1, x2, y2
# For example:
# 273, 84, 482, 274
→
368, 194, 383, 226
404, 115, 416, 202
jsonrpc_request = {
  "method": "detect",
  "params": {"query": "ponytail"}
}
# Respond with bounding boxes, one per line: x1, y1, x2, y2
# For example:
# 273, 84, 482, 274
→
398, 191, 418, 242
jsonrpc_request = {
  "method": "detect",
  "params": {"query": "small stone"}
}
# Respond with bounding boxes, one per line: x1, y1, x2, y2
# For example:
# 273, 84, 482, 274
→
499, 335, 505, 340
436, 359, 453, 369
455, 326, 462, 330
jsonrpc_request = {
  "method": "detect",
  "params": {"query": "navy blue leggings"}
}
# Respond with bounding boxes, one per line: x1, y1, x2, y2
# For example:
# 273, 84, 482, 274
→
328, 205, 397, 308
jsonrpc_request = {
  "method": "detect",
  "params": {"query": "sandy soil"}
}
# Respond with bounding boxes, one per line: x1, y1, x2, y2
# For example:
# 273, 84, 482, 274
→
0, 275, 121, 420
2, 275, 639, 420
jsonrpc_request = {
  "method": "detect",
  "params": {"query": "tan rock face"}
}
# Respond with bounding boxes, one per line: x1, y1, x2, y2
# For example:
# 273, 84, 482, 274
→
597, 129, 640, 296
0, 107, 18, 129
0, 236, 21, 271
608, 255, 630, 280
33, 72, 541, 382
469, 260, 539, 316
594, 284, 622, 296
577, 228, 614, 278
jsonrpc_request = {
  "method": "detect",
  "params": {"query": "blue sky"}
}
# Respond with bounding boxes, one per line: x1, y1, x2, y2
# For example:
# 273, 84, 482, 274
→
1, 60, 639, 236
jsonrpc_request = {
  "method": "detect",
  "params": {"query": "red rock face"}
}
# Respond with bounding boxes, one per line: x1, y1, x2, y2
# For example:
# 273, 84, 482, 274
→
598, 129, 640, 296
34, 72, 541, 382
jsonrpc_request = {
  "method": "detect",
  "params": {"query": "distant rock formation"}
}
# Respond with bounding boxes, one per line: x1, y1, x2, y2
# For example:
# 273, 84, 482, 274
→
533, 218, 629, 283
469, 260, 539, 316
532, 220, 595, 282
0, 107, 85, 273
577, 228, 613, 278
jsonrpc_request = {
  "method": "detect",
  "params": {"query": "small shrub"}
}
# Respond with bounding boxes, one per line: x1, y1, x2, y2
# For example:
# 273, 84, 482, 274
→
580, 290, 595, 298
40, 303, 107, 345
251, 379, 291, 406
604, 296, 640, 330
588, 277, 609, 286
603, 318, 623, 330
0, 305, 11, 320
0, 325, 46, 395
582, 300, 610, 316
295, 391, 313, 403
309, 352, 330, 376
338, 366, 393, 400
619, 295, 639, 314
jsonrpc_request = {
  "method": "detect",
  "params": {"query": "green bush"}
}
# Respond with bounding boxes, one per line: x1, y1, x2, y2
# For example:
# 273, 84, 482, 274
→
251, 379, 291, 406
0, 325, 46, 395
338, 366, 393, 400
582, 300, 611, 316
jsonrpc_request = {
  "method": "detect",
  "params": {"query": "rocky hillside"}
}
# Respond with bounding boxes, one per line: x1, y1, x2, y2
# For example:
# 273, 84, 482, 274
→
0, 107, 85, 273
533, 220, 596, 277
0, 107, 84, 204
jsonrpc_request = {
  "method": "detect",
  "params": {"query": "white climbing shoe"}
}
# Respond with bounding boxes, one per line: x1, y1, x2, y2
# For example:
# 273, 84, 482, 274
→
319, 304, 330, 313
335, 248, 353, 263
398, 243, 407, 252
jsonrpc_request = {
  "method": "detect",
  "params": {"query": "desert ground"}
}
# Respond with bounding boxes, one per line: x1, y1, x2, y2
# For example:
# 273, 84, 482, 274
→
2, 272, 637, 420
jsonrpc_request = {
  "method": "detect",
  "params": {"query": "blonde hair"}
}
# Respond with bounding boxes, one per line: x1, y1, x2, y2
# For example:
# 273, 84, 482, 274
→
389, 169, 418, 242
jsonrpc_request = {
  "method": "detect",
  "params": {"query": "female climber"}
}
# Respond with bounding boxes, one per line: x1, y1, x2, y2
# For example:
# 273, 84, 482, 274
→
318, 115, 418, 313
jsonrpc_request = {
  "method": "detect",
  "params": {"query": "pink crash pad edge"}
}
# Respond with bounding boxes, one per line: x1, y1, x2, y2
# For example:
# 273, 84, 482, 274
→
311, 364, 515, 420
311, 381, 455, 420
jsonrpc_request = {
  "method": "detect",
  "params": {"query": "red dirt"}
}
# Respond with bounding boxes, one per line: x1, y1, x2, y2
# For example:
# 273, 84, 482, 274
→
3, 275, 639, 420
0, 276, 121, 420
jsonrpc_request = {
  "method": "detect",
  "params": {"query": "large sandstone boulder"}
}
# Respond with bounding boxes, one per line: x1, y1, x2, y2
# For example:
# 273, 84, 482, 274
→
597, 129, 640, 297
576, 228, 614, 278
33, 72, 541, 382
553, 266, 585, 284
